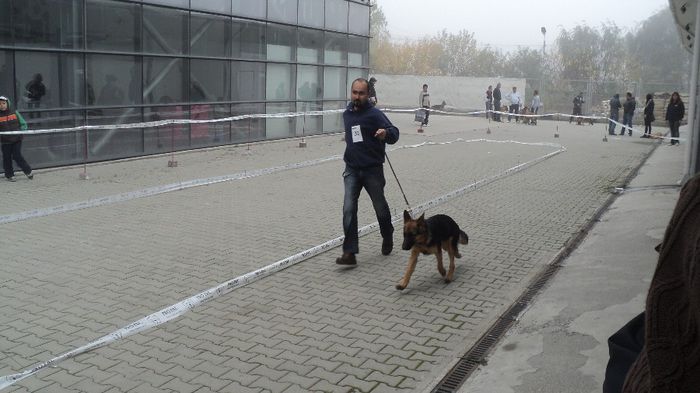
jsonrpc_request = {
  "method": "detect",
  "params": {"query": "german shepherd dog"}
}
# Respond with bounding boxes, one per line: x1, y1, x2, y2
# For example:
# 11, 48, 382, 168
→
397, 210, 469, 290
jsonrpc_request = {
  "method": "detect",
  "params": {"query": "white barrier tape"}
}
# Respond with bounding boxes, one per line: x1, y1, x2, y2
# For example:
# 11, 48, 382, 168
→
605, 117, 684, 142
0, 139, 564, 391
0, 109, 346, 136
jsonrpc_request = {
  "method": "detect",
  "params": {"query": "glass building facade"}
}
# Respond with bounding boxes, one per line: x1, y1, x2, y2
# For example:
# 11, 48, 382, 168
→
0, 0, 370, 167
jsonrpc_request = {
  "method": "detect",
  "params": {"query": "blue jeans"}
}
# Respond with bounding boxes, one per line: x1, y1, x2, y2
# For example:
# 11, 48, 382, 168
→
622, 113, 633, 135
342, 165, 393, 254
608, 113, 618, 135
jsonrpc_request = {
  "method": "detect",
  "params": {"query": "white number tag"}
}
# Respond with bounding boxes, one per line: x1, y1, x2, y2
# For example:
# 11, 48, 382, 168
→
351, 125, 363, 143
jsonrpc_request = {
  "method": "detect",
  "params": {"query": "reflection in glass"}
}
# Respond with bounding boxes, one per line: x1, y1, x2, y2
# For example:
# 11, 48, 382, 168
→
0, 51, 14, 101
323, 101, 345, 133
87, 55, 142, 106
267, 64, 295, 100
191, 59, 231, 102
298, 0, 324, 28
232, 62, 265, 101
15, 52, 85, 111
21, 111, 84, 168
324, 32, 347, 65
86, 0, 140, 52
268, 0, 298, 24
323, 67, 347, 100
325, 0, 348, 32
298, 28, 322, 64
232, 19, 266, 60
231, 103, 265, 143
190, 12, 231, 58
348, 36, 369, 67
267, 24, 296, 62
348, 3, 370, 36
143, 57, 186, 104
191, 0, 231, 14
232, 0, 266, 19
13, 0, 84, 49
144, 104, 189, 153
88, 107, 143, 160
266, 102, 295, 139
296, 101, 322, 136
143, 5, 188, 55
297, 65, 321, 102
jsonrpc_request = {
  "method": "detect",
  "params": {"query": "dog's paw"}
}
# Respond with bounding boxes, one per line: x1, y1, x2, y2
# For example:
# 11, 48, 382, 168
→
438, 268, 446, 277
455, 252, 462, 258
444, 277, 452, 284
395, 283, 406, 290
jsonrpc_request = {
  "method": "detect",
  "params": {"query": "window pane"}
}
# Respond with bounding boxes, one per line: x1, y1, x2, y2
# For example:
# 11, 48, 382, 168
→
190, 12, 231, 58
231, 103, 265, 143
191, 0, 231, 14
325, 0, 348, 32
191, 59, 231, 102
144, 104, 190, 153
143, 57, 186, 104
232, 19, 266, 60
348, 2, 370, 36
87, 54, 142, 106
348, 36, 368, 67
88, 108, 143, 160
86, 0, 140, 52
267, 64, 295, 100
323, 67, 346, 100
0, 51, 15, 102
16, 52, 84, 111
298, 0, 324, 28
232, 61, 265, 101
232, 1, 266, 19
268, 0, 298, 24
298, 28, 322, 64
22, 111, 84, 168
297, 65, 321, 101
189, 104, 230, 147
323, 101, 344, 133
0, 4, 10, 45
267, 24, 296, 62
143, 5, 188, 55
324, 32, 347, 65
296, 101, 322, 135
266, 102, 295, 139
13, 0, 83, 49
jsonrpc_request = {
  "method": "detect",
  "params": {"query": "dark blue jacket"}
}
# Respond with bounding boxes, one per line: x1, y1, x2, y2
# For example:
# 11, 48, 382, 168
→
343, 101, 399, 169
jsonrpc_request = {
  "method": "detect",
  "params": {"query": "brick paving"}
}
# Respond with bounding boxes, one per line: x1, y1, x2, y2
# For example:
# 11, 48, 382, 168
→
1, 113, 657, 392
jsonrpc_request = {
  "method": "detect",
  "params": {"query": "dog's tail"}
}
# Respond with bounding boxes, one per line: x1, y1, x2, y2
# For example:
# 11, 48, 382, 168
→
459, 230, 469, 245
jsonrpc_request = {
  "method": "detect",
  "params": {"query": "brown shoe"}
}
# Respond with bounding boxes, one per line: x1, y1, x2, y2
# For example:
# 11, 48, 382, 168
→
335, 253, 356, 266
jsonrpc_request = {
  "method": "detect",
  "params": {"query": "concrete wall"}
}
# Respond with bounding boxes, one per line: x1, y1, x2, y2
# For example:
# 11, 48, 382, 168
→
371, 74, 526, 111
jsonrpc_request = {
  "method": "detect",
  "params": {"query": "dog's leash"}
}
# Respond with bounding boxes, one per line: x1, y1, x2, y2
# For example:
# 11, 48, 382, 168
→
385, 151, 411, 210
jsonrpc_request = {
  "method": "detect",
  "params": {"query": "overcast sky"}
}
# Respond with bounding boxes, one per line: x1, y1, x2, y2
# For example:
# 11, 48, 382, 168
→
377, 0, 669, 51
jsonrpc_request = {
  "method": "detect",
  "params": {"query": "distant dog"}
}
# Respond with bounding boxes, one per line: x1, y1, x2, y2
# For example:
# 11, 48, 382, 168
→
397, 210, 469, 290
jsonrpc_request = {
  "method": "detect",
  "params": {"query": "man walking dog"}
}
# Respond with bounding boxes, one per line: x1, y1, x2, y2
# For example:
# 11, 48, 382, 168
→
336, 78, 400, 266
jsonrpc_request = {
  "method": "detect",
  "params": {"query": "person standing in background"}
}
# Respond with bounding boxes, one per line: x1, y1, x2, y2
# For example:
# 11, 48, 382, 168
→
642, 93, 655, 138
506, 86, 521, 123
418, 84, 431, 126
493, 83, 502, 122
530, 90, 542, 125
621, 92, 636, 136
485, 85, 493, 119
608, 94, 622, 136
665, 91, 685, 145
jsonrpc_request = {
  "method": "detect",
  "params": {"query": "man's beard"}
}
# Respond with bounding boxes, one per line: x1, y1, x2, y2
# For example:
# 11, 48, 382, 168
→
353, 99, 364, 108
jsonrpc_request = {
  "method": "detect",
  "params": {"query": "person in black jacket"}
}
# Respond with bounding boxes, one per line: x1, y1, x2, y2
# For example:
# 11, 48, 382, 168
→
608, 94, 622, 135
493, 83, 502, 122
665, 91, 685, 145
620, 92, 636, 136
0, 96, 33, 182
336, 78, 400, 266
641, 93, 655, 138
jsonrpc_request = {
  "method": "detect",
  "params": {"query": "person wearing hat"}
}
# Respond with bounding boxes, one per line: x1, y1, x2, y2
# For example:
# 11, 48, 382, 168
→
368, 77, 378, 106
0, 95, 33, 181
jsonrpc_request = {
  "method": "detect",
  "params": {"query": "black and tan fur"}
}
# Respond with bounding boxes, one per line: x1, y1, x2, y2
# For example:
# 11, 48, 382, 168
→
397, 210, 469, 290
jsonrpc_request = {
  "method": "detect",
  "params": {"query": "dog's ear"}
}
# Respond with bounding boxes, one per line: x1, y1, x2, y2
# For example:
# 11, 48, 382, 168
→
417, 213, 425, 223
403, 210, 412, 222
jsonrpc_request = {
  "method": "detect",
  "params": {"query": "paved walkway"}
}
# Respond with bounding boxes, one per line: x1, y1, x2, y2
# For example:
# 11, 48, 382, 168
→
0, 113, 681, 392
